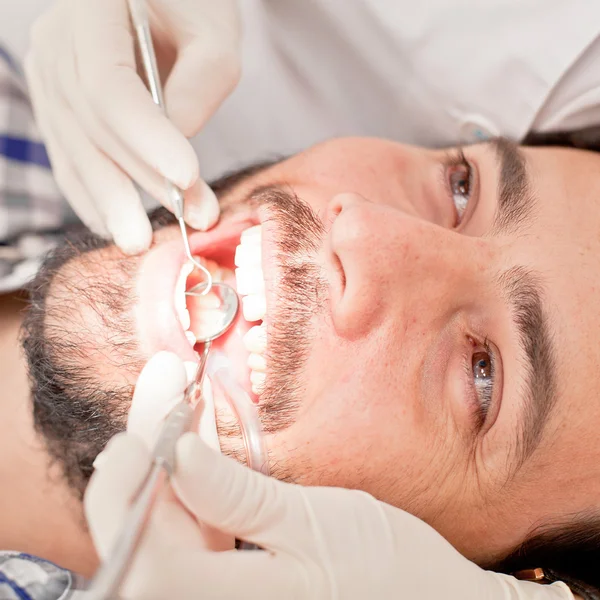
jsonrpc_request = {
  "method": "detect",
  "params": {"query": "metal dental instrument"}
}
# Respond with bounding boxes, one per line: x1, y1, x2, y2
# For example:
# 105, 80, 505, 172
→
87, 285, 239, 600
128, 0, 213, 296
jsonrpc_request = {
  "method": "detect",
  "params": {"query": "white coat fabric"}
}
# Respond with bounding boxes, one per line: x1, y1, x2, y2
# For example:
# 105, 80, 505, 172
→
192, 0, 600, 180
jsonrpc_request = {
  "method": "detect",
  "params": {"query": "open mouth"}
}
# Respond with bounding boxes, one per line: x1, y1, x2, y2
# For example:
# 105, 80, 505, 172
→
134, 213, 272, 403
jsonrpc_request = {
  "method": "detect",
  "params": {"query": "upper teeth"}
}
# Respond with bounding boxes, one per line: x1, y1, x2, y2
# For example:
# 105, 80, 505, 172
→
175, 262, 193, 332
235, 225, 268, 395
235, 225, 266, 322
174, 225, 269, 397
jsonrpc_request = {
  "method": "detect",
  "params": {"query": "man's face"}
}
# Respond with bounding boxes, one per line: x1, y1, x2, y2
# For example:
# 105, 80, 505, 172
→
29, 137, 600, 565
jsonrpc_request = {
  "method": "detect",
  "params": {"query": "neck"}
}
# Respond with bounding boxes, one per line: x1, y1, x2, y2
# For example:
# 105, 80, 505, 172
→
0, 294, 97, 577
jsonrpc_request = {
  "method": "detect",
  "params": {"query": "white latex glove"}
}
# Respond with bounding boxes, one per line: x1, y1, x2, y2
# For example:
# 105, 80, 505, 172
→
25, 0, 241, 253
85, 359, 576, 600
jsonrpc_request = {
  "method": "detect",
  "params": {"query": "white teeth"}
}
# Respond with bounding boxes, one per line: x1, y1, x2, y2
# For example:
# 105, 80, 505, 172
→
235, 242, 262, 268
242, 294, 266, 322
192, 291, 221, 309
236, 226, 267, 390
175, 261, 194, 330
220, 267, 235, 281
235, 225, 265, 297
243, 324, 267, 354
180, 308, 191, 331
235, 267, 265, 296
248, 352, 266, 372
185, 330, 196, 347
250, 370, 266, 395
189, 309, 226, 341
191, 256, 224, 282
180, 226, 269, 398
241, 225, 262, 243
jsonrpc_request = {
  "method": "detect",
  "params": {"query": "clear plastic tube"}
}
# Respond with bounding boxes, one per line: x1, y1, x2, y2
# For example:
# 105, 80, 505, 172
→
206, 351, 269, 551
206, 350, 270, 477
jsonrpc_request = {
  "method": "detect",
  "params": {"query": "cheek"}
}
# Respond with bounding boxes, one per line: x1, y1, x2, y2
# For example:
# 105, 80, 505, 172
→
46, 260, 144, 389
280, 330, 439, 497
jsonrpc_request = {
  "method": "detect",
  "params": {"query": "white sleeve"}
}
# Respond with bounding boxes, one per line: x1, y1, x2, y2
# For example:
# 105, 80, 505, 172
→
532, 35, 600, 133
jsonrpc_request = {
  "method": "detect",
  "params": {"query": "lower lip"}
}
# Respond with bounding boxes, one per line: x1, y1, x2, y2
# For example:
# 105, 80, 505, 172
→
134, 239, 196, 360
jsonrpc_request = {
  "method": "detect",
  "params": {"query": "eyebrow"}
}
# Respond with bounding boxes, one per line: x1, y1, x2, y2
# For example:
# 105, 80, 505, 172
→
482, 141, 558, 472
487, 137, 537, 236
497, 266, 558, 472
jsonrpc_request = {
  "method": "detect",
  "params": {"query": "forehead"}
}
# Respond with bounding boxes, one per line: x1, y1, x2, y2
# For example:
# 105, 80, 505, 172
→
517, 145, 600, 355
523, 145, 600, 249
510, 145, 600, 489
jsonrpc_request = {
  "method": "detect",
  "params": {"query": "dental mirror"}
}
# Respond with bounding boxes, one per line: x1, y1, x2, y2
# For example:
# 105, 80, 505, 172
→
184, 281, 239, 343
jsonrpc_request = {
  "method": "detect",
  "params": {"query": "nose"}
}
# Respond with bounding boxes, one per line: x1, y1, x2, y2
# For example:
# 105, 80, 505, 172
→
326, 193, 490, 339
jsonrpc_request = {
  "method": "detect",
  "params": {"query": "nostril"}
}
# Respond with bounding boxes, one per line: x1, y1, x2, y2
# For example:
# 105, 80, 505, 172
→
325, 199, 344, 228
325, 192, 367, 226
332, 248, 346, 295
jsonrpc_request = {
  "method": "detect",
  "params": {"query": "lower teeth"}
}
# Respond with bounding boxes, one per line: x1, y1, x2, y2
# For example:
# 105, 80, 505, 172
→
185, 330, 197, 347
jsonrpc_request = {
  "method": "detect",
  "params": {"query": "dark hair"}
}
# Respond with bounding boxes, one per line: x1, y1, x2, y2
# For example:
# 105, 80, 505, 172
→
21, 229, 128, 498
495, 514, 600, 600
523, 125, 600, 153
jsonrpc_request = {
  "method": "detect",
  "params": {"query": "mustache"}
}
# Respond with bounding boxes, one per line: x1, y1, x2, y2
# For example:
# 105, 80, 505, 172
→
217, 186, 328, 479
22, 171, 324, 494
250, 187, 328, 436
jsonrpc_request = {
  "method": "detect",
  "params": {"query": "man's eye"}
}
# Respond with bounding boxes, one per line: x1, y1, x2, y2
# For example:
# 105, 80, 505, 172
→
445, 149, 474, 226
471, 346, 495, 427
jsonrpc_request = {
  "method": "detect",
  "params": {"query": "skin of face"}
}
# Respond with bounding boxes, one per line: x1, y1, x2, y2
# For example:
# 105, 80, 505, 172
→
33, 137, 600, 568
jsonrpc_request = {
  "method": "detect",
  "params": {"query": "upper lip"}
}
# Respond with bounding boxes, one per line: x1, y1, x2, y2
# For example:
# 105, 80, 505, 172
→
133, 214, 258, 362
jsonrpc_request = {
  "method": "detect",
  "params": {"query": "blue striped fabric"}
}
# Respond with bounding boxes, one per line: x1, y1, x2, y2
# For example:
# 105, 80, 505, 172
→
0, 135, 51, 169
0, 552, 74, 600
0, 44, 72, 293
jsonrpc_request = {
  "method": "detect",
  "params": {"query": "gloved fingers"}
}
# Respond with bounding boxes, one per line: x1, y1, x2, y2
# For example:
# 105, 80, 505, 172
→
173, 433, 300, 551
57, 47, 216, 231
126, 549, 304, 600
28, 7, 144, 245
126, 351, 188, 447
194, 551, 307, 600
153, 0, 240, 136
56, 41, 168, 201
50, 94, 153, 253
118, 485, 211, 600
24, 55, 109, 238
87, 351, 188, 557
72, 0, 200, 191
199, 552, 308, 600
164, 35, 241, 138
84, 433, 151, 561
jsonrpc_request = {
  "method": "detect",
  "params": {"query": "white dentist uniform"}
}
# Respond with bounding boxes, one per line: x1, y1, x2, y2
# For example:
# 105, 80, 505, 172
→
191, 0, 600, 180
1, 0, 599, 181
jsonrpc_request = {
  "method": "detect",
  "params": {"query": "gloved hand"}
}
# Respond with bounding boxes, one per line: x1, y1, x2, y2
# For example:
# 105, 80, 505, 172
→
25, 0, 241, 253
85, 356, 576, 600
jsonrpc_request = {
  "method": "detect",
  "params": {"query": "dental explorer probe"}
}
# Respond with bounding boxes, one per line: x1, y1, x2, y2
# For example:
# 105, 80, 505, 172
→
87, 282, 240, 600
128, 0, 213, 295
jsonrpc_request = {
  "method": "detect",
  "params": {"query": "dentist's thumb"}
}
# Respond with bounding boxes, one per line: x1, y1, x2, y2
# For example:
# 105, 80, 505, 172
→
164, 36, 241, 140
85, 433, 151, 561
174, 432, 294, 550
85, 351, 190, 558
